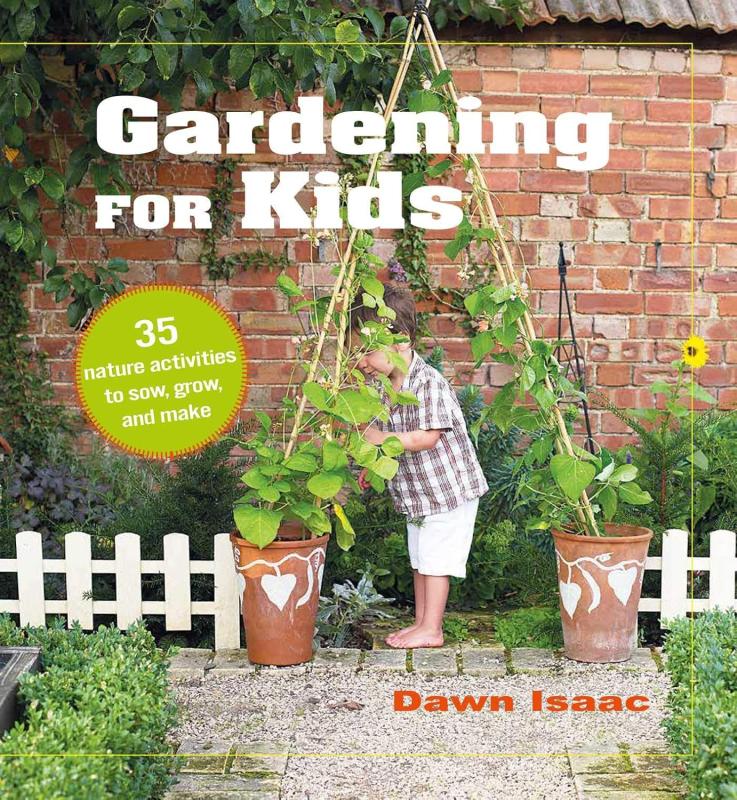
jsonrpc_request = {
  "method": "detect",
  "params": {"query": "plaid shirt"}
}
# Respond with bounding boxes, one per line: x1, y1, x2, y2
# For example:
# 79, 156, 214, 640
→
374, 351, 489, 518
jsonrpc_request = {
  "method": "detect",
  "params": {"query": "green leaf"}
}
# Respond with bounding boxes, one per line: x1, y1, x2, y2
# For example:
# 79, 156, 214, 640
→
610, 464, 637, 483
233, 505, 283, 548
361, 275, 384, 298
0, 45, 26, 64
333, 503, 356, 551
408, 90, 442, 113
14, 92, 31, 118
402, 171, 425, 197
283, 452, 318, 472
599, 485, 618, 521
617, 482, 652, 506
364, 7, 385, 37
119, 63, 146, 91
152, 43, 178, 80
689, 449, 709, 471
306, 471, 344, 499
255, 0, 275, 14
117, 4, 147, 29
550, 454, 595, 502
276, 273, 302, 298
369, 455, 399, 481
302, 381, 330, 411
336, 19, 361, 42
241, 467, 268, 489
425, 158, 452, 178
430, 69, 452, 89
258, 486, 281, 502
228, 44, 253, 80
323, 440, 348, 470
531, 385, 556, 413
331, 390, 382, 424
24, 166, 44, 186
249, 62, 275, 97
519, 364, 536, 392
470, 331, 494, 364
389, 15, 408, 36
40, 172, 65, 201
530, 434, 554, 464
381, 435, 404, 457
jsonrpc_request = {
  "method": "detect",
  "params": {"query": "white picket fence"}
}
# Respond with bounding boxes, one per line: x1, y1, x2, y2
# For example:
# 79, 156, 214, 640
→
0, 529, 735, 650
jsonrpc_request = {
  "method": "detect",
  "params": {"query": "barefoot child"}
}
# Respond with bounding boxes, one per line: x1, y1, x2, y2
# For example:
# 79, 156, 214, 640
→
350, 283, 488, 649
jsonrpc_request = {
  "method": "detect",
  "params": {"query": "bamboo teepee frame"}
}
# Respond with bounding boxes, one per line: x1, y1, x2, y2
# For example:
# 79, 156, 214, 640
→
283, 2, 600, 536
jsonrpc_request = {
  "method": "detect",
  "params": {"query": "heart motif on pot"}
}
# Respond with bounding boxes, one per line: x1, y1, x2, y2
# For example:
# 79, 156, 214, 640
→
236, 572, 246, 598
608, 567, 638, 606
559, 580, 582, 618
261, 573, 297, 611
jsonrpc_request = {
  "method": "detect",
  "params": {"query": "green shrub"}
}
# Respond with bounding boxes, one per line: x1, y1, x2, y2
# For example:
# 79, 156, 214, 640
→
495, 606, 563, 650
0, 616, 179, 799
662, 610, 737, 799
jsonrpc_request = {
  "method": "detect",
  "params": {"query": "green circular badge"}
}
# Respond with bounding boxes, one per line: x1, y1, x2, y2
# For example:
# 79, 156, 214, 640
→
75, 286, 247, 458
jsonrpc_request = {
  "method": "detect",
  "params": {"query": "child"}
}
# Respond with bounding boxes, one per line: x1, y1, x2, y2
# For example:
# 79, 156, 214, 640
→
350, 283, 488, 649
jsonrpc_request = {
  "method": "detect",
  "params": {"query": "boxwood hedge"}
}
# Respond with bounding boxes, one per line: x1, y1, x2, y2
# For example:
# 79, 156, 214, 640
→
0, 616, 179, 799
662, 610, 737, 799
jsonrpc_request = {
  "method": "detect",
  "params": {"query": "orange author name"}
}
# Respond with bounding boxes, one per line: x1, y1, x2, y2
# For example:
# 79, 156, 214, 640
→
393, 690, 650, 713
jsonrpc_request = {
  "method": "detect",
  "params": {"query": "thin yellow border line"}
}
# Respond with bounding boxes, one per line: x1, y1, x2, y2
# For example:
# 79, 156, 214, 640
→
2, 38, 695, 766
689, 41, 696, 761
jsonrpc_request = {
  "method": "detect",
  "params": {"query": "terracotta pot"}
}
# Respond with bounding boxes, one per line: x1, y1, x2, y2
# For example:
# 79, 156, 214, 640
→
552, 523, 653, 663
230, 527, 328, 666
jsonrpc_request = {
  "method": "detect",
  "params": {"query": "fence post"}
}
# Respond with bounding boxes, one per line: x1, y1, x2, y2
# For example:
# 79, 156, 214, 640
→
116, 533, 143, 629
164, 533, 191, 630
16, 531, 45, 627
709, 530, 737, 611
660, 528, 689, 622
213, 533, 241, 650
65, 531, 93, 629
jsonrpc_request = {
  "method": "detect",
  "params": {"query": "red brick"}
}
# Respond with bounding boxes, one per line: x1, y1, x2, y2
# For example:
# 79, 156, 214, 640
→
722, 198, 737, 218
718, 388, 737, 409
621, 124, 689, 147
705, 271, 737, 293
521, 218, 589, 241
520, 171, 587, 193
718, 296, 737, 316
106, 239, 176, 260
156, 263, 204, 284
491, 193, 540, 216
577, 293, 643, 314
576, 97, 645, 120
455, 69, 484, 92
645, 244, 710, 268
579, 195, 644, 219
590, 75, 657, 97
248, 361, 304, 385
631, 221, 690, 244
717, 246, 737, 267
646, 100, 711, 123
484, 170, 520, 191
605, 149, 645, 170
245, 337, 297, 359
698, 366, 737, 386
591, 172, 624, 194
645, 294, 712, 315
477, 47, 512, 67
646, 150, 710, 172
156, 163, 216, 188
480, 70, 518, 92
597, 268, 631, 290
575, 243, 641, 266
703, 320, 737, 340
519, 72, 588, 94
701, 221, 737, 243
528, 267, 593, 290
626, 174, 691, 195
650, 198, 716, 219
597, 363, 631, 386
633, 270, 692, 291
716, 151, 737, 172
695, 126, 725, 148
548, 48, 583, 70
659, 75, 724, 100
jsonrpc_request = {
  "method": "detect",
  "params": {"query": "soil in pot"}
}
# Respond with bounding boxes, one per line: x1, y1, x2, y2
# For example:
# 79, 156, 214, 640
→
552, 523, 653, 663
231, 527, 328, 666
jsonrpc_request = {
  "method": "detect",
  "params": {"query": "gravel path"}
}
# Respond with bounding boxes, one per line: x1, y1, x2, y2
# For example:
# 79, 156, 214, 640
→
168, 655, 672, 799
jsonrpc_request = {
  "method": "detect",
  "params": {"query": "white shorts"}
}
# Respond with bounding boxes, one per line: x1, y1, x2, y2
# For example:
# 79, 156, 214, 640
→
406, 496, 479, 579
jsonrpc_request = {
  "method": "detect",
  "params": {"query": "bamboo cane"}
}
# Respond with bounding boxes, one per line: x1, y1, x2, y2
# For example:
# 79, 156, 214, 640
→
418, 12, 599, 535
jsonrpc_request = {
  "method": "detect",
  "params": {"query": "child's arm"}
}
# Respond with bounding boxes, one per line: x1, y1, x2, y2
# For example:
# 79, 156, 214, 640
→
363, 425, 441, 452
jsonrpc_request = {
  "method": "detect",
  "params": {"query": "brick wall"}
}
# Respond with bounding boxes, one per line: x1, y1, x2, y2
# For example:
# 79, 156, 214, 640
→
25, 40, 737, 449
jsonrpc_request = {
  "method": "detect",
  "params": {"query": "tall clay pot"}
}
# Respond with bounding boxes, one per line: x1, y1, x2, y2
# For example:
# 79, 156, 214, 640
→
552, 523, 653, 663
231, 525, 328, 666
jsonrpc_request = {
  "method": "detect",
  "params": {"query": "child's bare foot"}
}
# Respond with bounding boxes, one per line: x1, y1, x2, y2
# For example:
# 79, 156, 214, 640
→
387, 627, 444, 649
385, 623, 420, 646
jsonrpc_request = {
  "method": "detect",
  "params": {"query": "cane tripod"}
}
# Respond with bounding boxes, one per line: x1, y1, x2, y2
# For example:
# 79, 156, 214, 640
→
283, 0, 601, 535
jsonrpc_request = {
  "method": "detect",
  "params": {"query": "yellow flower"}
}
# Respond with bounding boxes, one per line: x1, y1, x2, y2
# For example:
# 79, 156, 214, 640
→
682, 335, 709, 368
3, 146, 19, 163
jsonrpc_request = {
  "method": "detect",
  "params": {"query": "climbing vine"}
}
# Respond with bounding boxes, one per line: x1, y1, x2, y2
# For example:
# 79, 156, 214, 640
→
200, 158, 288, 282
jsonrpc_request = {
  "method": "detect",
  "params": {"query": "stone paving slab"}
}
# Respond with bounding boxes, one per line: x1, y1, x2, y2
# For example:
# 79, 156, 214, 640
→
311, 647, 361, 670
568, 752, 631, 775
575, 771, 684, 794
511, 647, 560, 673
165, 772, 280, 797
231, 741, 289, 776
461, 646, 507, 677
177, 739, 234, 773
621, 648, 659, 672
208, 650, 257, 676
168, 648, 214, 681
360, 649, 407, 672
412, 647, 457, 676
631, 754, 681, 772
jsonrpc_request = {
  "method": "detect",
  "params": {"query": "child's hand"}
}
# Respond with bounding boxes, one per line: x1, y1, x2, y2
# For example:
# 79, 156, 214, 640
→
362, 425, 386, 446
358, 468, 370, 491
